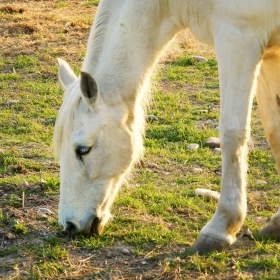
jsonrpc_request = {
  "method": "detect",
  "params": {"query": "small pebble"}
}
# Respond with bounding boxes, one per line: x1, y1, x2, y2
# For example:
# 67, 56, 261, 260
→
205, 137, 220, 149
198, 110, 208, 113
214, 168, 222, 175
146, 115, 159, 122
6, 232, 16, 240
190, 168, 203, 174
37, 208, 53, 215
121, 248, 130, 254
22, 271, 30, 276
256, 180, 267, 186
23, 180, 29, 187
33, 184, 41, 190
187, 143, 199, 150
191, 55, 208, 62
40, 178, 47, 184
165, 257, 181, 263
6, 100, 19, 105
38, 231, 49, 237
214, 148, 221, 153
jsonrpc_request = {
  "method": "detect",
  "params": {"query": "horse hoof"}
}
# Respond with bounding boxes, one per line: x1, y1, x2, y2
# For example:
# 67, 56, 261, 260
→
190, 235, 230, 254
259, 224, 280, 241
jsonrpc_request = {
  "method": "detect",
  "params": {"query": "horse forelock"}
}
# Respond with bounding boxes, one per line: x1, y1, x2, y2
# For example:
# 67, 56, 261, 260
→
54, 82, 81, 159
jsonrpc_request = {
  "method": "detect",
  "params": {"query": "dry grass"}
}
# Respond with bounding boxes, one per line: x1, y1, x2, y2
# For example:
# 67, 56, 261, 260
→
0, 1, 96, 64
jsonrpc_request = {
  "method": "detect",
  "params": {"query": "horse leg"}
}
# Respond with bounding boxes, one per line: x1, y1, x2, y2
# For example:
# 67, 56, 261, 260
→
256, 50, 280, 240
191, 30, 263, 254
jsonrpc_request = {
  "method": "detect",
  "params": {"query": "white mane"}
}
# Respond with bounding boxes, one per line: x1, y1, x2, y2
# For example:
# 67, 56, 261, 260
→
54, 0, 127, 158
53, 81, 80, 158
82, 0, 116, 72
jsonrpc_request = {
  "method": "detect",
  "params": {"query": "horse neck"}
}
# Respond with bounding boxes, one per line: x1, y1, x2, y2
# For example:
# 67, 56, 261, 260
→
82, 1, 187, 108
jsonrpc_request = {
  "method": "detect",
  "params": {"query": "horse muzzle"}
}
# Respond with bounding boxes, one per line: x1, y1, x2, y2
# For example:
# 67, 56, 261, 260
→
63, 216, 103, 236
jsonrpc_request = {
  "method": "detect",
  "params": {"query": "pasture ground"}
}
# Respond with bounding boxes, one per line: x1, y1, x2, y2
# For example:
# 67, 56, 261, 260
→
1, 1, 280, 279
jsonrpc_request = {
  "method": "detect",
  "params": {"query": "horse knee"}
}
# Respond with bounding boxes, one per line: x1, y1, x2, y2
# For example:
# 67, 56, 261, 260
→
220, 127, 250, 154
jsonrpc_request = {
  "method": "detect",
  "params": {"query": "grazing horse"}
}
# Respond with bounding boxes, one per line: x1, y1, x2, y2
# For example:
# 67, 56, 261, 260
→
54, 0, 280, 253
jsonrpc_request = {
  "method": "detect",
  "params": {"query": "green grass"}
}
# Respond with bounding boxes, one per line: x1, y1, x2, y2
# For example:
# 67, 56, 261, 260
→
85, 0, 100, 6
1, 29, 280, 278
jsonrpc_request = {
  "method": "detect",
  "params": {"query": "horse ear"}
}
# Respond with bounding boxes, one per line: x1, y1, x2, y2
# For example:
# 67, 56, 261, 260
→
80, 72, 98, 104
57, 58, 77, 89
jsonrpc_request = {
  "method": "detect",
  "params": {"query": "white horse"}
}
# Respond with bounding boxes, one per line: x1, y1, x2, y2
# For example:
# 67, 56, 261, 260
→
54, 0, 280, 253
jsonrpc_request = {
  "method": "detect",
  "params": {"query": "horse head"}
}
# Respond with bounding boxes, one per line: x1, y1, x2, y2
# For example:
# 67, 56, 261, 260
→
54, 59, 141, 235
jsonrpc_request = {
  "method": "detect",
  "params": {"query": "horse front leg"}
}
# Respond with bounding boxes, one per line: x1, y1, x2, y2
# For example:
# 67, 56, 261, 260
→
191, 29, 263, 254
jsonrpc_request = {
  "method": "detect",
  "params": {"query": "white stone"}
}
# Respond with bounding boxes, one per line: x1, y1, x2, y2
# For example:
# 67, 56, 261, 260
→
23, 180, 29, 187
187, 143, 199, 150
146, 115, 159, 122
121, 248, 130, 254
256, 180, 267, 186
37, 208, 53, 215
6, 100, 19, 105
165, 257, 181, 263
195, 188, 220, 200
214, 148, 221, 153
205, 137, 220, 149
190, 168, 203, 174
191, 55, 208, 62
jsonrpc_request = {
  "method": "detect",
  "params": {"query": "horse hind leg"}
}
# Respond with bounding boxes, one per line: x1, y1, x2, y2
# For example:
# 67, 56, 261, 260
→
256, 50, 280, 240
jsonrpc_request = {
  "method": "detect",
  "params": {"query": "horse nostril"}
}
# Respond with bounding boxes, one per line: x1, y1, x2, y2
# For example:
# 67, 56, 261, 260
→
65, 221, 79, 236
90, 217, 101, 235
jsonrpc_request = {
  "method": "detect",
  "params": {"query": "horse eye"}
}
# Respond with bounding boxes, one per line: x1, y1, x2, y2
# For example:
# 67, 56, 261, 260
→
75, 146, 92, 160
